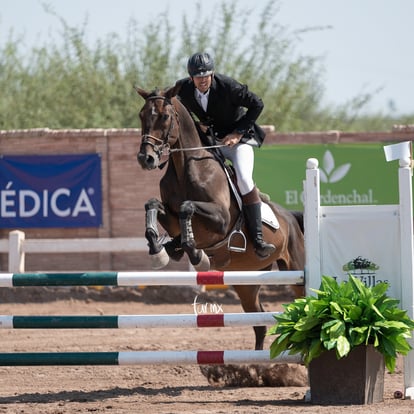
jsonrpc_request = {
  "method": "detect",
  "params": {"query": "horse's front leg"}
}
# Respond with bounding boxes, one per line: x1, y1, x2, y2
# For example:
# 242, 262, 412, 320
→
179, 200, 211, 271
145, 198, 170, 269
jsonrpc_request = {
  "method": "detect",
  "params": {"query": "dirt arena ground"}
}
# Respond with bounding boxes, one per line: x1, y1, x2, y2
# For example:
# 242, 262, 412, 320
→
0, 285, 413, 414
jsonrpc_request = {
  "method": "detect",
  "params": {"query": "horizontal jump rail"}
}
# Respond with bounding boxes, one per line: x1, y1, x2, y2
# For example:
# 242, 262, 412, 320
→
0, 312, 278, 329
0, 350, 302, 366
22, 237, 148, 253
0, 270, 304, 287
1, 233, 148, 254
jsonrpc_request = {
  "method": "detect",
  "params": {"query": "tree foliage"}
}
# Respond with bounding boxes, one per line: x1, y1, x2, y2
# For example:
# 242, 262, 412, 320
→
0, 0, 409, 131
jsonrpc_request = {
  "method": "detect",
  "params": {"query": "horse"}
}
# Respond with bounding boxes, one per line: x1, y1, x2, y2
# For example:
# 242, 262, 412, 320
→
134, 85, 305, 350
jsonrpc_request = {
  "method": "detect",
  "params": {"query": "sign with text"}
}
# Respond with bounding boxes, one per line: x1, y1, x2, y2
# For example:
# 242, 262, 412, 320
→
0, 154, 102, 228
254, 143, 402, 210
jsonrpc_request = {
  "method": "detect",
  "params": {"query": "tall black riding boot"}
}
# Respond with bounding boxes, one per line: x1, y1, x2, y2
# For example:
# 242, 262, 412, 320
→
243, 203, 276, 258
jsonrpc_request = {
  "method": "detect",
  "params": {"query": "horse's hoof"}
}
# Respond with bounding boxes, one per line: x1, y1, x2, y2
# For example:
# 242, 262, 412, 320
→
193, 250, 210, 271
164, 238, 184, 261
150, 248, 170, 269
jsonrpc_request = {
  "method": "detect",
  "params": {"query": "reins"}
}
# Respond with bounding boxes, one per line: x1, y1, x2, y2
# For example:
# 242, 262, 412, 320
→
169, 143, 225, 153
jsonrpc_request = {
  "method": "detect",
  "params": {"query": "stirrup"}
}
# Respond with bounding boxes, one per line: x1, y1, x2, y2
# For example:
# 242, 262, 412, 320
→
227, 229, 247, 253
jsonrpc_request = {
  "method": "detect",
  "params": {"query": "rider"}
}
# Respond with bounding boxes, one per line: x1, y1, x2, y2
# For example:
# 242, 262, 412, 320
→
174, 52, 276, 258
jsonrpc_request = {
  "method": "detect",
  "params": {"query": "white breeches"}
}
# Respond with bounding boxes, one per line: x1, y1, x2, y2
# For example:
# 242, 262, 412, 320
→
219, 143, 255, 196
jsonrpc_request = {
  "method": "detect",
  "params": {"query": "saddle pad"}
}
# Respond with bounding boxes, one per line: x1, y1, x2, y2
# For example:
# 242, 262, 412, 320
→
261, 202, 280, 230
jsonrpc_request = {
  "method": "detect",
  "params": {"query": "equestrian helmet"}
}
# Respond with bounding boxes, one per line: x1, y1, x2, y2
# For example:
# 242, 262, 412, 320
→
187, 52, 215, 77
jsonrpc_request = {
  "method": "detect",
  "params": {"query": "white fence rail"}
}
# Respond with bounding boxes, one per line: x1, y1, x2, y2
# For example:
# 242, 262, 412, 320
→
0, 230, 148, 273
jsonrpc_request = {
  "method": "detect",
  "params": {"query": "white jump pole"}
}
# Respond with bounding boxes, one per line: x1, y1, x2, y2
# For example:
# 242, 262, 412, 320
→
398, 158, 414, 398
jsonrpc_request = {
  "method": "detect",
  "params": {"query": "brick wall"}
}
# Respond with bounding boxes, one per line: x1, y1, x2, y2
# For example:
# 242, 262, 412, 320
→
1, 127, 413, 272
0, 128, 167, 271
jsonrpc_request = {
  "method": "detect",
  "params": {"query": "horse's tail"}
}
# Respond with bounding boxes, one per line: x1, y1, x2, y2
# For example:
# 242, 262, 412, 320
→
290, 210, 304, 234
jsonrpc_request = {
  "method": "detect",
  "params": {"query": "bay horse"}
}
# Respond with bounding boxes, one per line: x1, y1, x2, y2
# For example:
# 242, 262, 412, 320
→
135, 85, 305, 350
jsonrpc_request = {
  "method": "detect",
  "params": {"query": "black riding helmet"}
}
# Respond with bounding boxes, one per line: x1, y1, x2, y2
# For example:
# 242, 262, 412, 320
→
187, 52, 215, 77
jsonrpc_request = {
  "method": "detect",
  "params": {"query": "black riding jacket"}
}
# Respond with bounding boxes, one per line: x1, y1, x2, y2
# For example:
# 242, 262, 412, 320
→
175, 73, 266, 147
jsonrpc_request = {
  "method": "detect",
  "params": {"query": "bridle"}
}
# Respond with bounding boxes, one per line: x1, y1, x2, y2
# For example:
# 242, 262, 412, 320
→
140, 95, 177, 159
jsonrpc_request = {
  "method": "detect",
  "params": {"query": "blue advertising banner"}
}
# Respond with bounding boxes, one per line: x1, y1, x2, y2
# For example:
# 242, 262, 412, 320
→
0, 154, 102, 228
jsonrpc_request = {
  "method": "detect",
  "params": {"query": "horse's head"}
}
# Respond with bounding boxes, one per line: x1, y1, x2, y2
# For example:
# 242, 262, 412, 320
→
135, 85, 180, 170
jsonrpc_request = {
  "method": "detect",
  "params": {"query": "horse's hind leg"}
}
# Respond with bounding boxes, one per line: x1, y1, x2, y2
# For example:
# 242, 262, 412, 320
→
233, 285, 266, 350
145, 198, 170, 269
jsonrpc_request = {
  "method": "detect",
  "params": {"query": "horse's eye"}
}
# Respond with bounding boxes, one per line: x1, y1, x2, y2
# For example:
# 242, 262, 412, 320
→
162, 114, 169, 121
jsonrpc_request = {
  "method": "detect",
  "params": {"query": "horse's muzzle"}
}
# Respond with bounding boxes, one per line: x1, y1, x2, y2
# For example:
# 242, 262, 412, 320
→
137, 151, 158, 170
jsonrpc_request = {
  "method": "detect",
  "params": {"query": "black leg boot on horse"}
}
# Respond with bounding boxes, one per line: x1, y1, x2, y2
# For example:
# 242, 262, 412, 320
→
242, 187, 276, 258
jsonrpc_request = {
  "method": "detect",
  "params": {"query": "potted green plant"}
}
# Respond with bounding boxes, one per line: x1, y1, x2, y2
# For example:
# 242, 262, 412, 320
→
268, 274, 414, 404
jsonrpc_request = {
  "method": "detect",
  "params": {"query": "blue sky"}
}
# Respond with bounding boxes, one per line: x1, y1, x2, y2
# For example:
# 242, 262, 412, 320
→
1, 0, 413, 115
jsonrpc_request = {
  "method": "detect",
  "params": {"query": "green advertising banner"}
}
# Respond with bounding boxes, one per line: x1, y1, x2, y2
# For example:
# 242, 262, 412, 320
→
254, 143, 401, 211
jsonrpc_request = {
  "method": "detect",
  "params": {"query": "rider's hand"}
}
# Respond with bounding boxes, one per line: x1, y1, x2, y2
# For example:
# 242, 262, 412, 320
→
198, 123, 208, 133
223, 132, 243, 147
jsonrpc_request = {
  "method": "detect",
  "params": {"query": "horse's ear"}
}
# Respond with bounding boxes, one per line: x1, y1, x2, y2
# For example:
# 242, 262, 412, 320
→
164, 82, 182, 100
134, 86, 149, 99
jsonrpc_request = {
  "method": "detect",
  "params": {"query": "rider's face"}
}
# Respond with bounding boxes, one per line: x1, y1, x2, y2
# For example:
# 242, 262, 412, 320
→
192, 75, 212, 94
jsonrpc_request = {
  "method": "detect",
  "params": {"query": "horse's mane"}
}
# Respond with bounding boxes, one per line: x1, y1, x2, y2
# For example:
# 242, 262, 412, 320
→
168, 92, 205, 149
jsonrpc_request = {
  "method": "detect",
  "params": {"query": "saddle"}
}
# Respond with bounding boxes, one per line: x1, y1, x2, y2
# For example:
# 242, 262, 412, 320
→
205, 136, 279, 228
202, 135, 280, 256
